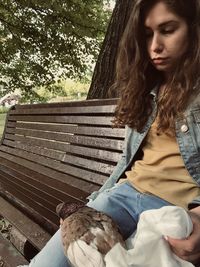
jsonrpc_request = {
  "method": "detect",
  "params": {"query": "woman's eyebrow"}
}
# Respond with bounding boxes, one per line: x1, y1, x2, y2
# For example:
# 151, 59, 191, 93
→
145, 20, 179, 29
158, 20, 179, 28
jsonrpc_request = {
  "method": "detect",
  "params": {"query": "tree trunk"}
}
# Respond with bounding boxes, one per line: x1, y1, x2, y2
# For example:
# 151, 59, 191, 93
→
87, 0, 135, 99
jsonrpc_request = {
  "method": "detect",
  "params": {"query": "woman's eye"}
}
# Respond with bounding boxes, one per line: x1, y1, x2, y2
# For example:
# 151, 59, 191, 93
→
161, 28, 175, 34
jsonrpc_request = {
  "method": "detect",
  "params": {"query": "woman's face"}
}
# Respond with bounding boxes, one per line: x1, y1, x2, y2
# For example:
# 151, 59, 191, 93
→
144, 1, 189, 78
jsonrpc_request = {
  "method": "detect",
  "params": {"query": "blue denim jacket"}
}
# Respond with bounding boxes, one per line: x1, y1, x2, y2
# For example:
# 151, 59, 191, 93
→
88, 88, 200, 209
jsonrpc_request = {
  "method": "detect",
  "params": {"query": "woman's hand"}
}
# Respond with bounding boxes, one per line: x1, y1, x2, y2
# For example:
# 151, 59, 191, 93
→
167, 206, 200, 266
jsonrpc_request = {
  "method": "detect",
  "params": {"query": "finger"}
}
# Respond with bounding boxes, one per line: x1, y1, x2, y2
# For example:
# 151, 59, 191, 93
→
166, 237, 192, 257
167, 238, 200, 264
176, 251, 200, 265
167, 236, 189, 250
168, 233, 200, 253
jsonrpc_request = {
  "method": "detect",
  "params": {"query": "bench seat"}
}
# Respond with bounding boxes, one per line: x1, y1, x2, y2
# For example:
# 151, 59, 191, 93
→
0, 98, 125, 265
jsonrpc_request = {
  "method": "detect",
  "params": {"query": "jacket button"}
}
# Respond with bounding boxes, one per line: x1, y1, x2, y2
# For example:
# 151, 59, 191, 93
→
181, 124, 188, 133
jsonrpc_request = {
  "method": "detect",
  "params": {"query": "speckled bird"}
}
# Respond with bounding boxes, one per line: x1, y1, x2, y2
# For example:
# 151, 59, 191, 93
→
56, 202, 125, 267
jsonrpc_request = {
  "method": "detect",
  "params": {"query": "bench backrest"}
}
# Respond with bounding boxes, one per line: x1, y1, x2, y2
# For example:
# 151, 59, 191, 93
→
0, 98, 125, 233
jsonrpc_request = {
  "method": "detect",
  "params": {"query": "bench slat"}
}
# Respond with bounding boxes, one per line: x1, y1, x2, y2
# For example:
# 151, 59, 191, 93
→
14, 98, 117, 109
10, 104, 116, 115
8, 115, 113, 126
2, 141, 115, 174
0, 146, 109, 184
9, 121, 125, 138
0, 152, 99, 193
0, 165, 82, 205
0, 156, 90, 200
0, 196, 51, 250
62, 154, 114, 174
0, 234, 29, 266
0, 179, 59, 225
4, 138, 66, 160
5, 131, 123, 151
3, 136, 121, 164
0, 171, 58, 211
3, 139, 120, 164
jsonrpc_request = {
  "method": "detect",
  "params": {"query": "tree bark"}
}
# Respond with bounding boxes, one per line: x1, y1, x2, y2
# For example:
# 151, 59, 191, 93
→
87, 0, 135, 99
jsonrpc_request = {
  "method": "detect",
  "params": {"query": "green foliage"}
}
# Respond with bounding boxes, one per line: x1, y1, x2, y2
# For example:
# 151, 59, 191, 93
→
61, 79, 89, 99
29, 79, 90, 103
0, 113, 7, 138
19, 90, 48, 104
0, 106, 9, 114
0, 0, 111, 97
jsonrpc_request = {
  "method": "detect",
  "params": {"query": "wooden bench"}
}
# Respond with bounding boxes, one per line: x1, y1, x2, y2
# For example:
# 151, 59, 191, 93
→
0, 98, 125, 266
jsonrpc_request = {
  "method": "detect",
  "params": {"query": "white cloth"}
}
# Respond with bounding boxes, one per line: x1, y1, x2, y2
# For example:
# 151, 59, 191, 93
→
105, 206, 194, 267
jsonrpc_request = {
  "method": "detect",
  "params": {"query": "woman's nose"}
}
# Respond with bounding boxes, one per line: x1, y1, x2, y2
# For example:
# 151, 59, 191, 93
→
150, 34, 163, 53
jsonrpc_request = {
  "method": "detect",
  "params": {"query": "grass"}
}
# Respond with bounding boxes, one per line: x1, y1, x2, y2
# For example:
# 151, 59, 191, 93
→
0, 113, 7, 139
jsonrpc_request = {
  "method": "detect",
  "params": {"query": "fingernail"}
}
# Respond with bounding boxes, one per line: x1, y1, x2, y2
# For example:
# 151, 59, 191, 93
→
164, 235, 168, 241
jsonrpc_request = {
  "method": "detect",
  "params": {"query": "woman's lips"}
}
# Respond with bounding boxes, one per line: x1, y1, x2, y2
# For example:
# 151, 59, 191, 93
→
152, 57, 169, 65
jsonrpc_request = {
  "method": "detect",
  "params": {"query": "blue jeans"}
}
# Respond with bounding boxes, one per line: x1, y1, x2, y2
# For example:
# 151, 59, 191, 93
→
27, 182, 172, 267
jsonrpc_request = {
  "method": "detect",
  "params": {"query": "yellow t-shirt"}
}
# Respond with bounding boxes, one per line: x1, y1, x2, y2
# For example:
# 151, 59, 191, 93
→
124, 121, 200, 209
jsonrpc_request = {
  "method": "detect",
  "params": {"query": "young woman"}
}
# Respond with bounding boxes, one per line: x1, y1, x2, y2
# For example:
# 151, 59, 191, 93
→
19, 0, 200, 266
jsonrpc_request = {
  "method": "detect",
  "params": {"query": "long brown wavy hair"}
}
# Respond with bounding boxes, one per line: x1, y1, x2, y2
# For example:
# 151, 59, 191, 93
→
113, 0, 200, 134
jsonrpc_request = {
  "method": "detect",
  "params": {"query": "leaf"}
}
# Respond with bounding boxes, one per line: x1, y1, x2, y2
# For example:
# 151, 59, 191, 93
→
0, 0, 112, 98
